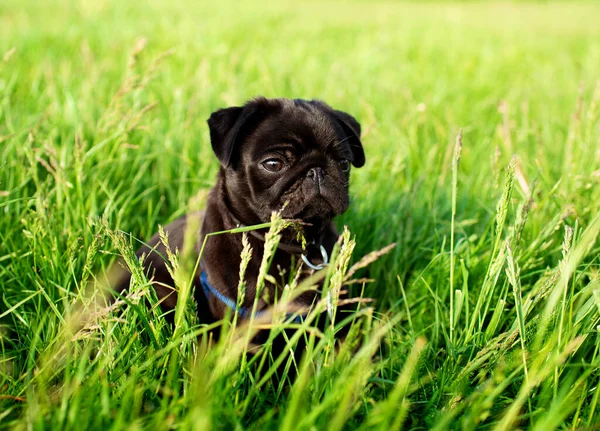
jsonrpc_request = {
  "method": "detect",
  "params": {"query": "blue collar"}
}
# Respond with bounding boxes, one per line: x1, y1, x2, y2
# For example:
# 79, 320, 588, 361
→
199, 270, 304, 324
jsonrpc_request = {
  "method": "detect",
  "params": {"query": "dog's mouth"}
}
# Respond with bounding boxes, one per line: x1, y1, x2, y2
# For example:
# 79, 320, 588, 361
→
276, 174, 348, 221
280, 194, 336, 221
296, 196, 335, 219
277, 197, 334, 244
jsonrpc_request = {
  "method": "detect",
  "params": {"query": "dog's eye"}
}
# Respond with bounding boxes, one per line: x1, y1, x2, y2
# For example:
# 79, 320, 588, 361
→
262, 159, 285, 172
339, 159, 351, 172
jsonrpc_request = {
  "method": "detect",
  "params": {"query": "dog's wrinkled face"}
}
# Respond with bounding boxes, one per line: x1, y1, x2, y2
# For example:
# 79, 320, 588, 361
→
208, 97, 365, 229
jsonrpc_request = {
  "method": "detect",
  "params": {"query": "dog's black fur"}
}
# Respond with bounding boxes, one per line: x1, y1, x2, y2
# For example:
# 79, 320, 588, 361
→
116, 97, 364, 329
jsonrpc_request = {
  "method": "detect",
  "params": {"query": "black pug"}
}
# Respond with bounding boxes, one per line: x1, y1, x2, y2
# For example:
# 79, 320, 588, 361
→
116, 96, 365, 336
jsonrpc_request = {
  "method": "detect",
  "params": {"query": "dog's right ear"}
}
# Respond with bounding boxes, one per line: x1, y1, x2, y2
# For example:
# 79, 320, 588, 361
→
207, 106, 252, 168
207, 105, 257, 168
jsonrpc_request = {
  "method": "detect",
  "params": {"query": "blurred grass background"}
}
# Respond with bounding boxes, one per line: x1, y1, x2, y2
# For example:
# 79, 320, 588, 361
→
1, 1, 600, 429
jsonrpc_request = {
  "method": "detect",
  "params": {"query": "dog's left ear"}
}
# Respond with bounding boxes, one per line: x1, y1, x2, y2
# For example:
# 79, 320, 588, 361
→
332, 110, 365, 168
207, 105, 260, 168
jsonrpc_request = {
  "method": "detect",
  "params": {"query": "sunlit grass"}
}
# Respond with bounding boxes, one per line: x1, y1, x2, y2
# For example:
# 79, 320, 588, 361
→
1, 1, 600, 429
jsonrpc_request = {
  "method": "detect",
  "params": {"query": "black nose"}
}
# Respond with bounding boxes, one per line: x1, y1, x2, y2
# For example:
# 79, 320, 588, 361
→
307, 167, 325, 187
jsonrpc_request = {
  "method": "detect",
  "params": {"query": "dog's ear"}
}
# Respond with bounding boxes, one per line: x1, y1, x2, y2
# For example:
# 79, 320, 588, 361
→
207, 104, 260, 168
332, 110, 365, 168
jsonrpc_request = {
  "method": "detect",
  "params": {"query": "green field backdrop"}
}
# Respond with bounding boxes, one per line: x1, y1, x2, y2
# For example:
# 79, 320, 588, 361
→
1, 1, 600, 429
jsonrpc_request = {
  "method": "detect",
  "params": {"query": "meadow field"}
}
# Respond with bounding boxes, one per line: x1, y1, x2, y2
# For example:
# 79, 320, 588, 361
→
1, 0, 600, 429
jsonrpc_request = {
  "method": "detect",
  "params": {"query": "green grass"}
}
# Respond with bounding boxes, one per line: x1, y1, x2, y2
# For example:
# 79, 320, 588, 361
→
2, 0, 600, 429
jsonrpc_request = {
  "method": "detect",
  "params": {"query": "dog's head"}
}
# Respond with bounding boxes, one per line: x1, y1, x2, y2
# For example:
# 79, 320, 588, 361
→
207, 97, 365, 231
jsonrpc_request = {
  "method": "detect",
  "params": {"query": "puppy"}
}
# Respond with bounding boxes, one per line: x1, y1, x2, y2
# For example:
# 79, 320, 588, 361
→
116, 97, 365, 328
